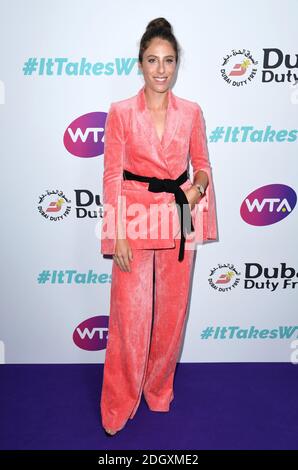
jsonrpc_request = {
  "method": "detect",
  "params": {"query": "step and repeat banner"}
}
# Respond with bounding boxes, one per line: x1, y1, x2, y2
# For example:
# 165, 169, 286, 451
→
0, 0, 297, 363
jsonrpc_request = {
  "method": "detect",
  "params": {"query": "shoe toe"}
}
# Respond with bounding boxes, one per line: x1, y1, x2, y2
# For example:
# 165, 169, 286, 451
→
104, 428, 117, 436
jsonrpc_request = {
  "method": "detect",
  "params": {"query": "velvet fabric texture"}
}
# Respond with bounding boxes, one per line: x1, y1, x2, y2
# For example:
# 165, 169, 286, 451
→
99, 85, 218, 432
100, 85, 218, 254
100, 241, 195, 432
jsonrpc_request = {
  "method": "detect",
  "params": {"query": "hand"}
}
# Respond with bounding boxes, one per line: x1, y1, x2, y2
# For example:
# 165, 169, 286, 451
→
184, 186, 202, 210
168, 186, 202, 212
113, 238, 133, 272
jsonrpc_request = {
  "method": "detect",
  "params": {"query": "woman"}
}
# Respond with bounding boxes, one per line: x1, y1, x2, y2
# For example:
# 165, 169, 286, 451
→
100, 17, 217, 436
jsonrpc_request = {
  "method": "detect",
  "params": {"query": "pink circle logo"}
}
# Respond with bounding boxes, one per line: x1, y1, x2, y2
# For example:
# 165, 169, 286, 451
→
64, 112, 107, 158
73, 315, 109, 351
240, 184, 297, 226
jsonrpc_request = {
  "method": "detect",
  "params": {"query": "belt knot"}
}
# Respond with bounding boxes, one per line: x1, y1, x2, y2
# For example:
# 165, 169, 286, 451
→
148, 177, 178, 193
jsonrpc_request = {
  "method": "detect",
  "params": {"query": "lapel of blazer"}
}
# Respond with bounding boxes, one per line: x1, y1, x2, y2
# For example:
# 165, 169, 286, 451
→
136, 84, 180, 152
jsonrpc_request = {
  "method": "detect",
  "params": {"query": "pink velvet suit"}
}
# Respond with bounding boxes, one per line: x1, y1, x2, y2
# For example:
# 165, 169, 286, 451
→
100, 85, 218, 432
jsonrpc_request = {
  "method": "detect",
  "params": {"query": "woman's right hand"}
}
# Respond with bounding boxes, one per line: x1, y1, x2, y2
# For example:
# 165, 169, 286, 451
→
113, 238, 133, 272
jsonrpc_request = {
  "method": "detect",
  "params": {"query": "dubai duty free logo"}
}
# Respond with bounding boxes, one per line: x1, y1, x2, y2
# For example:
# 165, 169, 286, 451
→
220, 48, 258, 86
240, 184, 297, 226
37, 190, 72, 221
208, 263, 241, 292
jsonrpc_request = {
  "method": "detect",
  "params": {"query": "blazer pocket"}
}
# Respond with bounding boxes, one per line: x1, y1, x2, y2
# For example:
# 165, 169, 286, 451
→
122, 180, 148, 191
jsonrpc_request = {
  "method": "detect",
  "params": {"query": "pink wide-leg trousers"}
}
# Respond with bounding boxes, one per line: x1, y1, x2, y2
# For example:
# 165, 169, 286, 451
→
100, 240, 195, 432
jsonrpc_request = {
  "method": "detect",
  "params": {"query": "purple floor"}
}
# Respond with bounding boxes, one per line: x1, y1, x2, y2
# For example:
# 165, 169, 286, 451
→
0, 363, 297, 450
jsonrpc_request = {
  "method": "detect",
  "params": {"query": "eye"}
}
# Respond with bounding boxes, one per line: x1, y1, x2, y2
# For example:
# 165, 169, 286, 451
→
147, 58, 175, 64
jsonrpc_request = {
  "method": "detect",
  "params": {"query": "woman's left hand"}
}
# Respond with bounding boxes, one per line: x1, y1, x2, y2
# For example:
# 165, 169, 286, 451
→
168, 186, 202, 211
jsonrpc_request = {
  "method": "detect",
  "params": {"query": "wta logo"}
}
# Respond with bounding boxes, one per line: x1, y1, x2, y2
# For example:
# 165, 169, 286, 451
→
73, 316, 109, 351
64, 112, 107, 158
240, 184, 297, 226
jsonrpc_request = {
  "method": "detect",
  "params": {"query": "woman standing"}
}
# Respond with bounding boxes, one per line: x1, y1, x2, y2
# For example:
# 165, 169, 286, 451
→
100, 17, 217, 436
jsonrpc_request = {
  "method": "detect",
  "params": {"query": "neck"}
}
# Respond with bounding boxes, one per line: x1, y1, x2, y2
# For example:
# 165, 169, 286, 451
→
143, 86, 169, 111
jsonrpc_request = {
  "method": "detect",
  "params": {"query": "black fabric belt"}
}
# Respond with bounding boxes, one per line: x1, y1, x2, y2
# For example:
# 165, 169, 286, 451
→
123, 169, 194, 261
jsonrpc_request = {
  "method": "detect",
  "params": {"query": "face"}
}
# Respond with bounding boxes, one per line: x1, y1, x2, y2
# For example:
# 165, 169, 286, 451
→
138, 37, 177, 93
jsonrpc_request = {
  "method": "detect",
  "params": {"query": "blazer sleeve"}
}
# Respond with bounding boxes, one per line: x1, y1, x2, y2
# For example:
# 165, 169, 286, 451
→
189, 103, 218, 241
100, 103, 125, 255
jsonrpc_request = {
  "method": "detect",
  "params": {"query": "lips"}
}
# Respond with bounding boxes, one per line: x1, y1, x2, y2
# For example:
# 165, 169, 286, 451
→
154, 77, 167, 82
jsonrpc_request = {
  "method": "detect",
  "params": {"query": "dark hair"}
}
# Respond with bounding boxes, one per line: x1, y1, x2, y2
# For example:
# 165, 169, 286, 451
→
138, 17, 180, 64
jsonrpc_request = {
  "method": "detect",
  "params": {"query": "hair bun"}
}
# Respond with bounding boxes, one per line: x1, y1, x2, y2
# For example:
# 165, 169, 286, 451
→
146, 17, 172, 33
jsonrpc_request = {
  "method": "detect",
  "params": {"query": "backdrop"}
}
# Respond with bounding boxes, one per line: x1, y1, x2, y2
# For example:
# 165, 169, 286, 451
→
0, 0, 297, 363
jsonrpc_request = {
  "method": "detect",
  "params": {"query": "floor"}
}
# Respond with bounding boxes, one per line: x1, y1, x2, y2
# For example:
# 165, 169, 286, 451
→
0, 363, 297, 450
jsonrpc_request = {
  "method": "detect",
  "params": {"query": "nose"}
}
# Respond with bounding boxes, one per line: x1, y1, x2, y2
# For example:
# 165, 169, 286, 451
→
157, 61, 165, 74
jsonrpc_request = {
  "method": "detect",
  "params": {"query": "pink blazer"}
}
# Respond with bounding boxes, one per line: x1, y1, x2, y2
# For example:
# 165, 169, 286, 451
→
100, 85, 218, 255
